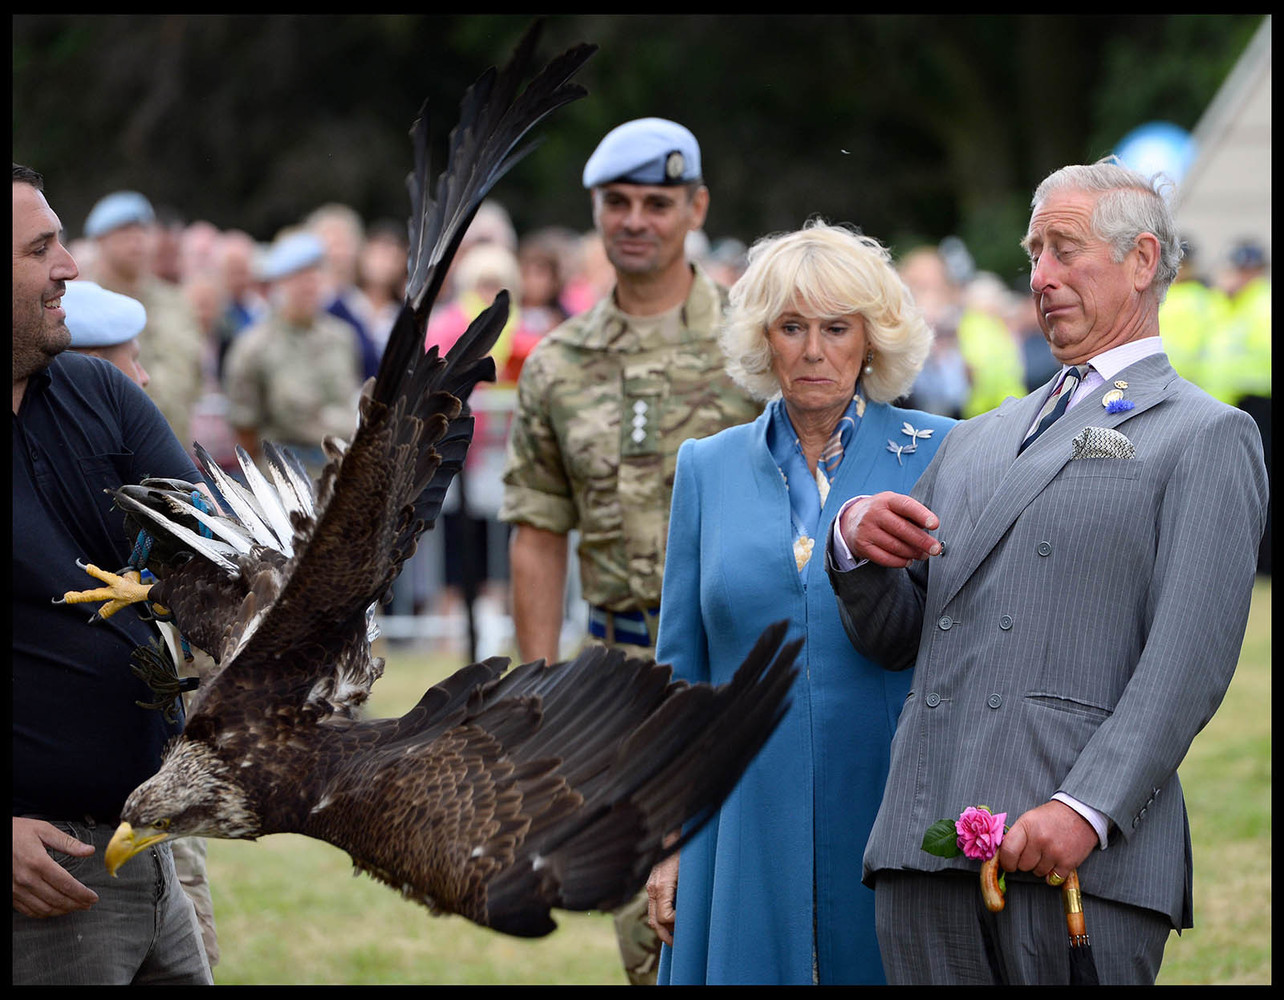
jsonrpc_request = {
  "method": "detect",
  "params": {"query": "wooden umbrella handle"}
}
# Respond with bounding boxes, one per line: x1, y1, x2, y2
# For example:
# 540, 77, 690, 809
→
1061, 869, 1088, 941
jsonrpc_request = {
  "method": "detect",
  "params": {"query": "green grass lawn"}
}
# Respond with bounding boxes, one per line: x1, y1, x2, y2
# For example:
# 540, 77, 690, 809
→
1156, 577, 1272, 985
204, 580, 1271, 984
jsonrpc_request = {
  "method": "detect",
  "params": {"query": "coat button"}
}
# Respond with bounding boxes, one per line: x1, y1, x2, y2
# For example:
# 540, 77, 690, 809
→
1037, 541, 1053, 556
987, 693, 1002, 709
938, 615, 953, 630
925, 692, 941, 707
999, 614, 1013, 630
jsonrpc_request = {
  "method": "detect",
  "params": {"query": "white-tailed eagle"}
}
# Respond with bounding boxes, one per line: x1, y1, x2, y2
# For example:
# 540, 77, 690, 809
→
58, 25, 800, 938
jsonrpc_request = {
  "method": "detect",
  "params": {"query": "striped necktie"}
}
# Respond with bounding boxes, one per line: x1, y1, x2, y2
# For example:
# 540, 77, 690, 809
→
1020, 364, 1089, 454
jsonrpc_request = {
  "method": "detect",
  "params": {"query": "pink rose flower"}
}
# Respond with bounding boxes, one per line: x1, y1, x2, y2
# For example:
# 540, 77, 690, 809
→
955, 806, 1007, 861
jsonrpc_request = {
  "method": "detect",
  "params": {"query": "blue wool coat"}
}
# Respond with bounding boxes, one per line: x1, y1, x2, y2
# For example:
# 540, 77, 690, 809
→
655, 398, 954, 985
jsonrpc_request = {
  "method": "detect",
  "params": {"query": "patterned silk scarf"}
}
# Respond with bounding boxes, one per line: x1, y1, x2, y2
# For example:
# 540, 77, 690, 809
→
768, 393, 863, 572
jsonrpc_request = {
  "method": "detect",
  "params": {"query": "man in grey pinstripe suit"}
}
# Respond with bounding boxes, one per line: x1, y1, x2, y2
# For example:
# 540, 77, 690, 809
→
825, 159, 1268, 985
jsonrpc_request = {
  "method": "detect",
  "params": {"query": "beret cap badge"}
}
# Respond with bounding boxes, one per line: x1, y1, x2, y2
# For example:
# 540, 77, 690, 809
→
664, 150, 685, 181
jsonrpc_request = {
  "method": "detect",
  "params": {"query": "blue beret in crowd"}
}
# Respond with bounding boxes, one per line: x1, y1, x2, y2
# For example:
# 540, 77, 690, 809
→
259, 231, 326, 282
83, 191, 156, 238
63, 280, 148, 348
582, 117, 702, 189
1229, 240, 1267, 270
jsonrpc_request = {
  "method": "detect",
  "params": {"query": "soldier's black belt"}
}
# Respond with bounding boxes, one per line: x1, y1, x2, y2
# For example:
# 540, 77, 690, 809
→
587, 605, 659, 647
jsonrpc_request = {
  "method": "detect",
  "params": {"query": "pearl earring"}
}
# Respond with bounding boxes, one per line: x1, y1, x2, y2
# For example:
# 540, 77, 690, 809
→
863, 352, 874, 376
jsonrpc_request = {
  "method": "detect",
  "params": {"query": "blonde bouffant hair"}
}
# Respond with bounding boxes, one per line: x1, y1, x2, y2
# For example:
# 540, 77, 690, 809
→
720, 220, 933, 403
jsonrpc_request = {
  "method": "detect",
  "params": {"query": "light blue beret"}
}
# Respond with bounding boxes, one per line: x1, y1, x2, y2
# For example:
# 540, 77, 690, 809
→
259, 231, 326, 282
63, 280, 148, 348
83, 191, 155, 238
582, 117, 702, 189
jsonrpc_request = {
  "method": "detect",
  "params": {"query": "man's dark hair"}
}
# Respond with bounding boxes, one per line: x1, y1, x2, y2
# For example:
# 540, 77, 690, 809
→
13, 163, 44, 189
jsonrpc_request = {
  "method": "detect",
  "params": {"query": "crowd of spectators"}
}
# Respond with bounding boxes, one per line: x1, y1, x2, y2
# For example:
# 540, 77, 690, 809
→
62, 190, 1271, 642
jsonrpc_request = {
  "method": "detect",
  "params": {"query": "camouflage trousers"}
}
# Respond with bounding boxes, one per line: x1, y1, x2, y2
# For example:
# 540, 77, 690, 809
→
613, 890, 661, 986
165, 625, 221, 969
584, 636, 662, 985
170, 837, 220, 969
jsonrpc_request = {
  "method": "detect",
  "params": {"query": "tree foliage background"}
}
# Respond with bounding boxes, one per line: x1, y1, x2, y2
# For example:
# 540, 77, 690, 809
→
13, 14, 1264, 283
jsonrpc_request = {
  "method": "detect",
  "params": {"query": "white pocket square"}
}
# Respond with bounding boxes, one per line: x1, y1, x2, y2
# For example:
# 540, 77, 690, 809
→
1071, 426, 1135, 460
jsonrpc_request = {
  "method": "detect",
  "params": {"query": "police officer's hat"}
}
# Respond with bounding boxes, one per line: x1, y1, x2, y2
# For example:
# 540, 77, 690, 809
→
582, 118, 702, 189
83, 191, 156, 238
259, 231, 326, 282
63, 281, 147, 348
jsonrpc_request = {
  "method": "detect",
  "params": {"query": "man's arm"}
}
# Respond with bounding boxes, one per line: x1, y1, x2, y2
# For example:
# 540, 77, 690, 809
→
509, 523, 569, 664
825, 491, 940, 672
1050, 405, 1267, 848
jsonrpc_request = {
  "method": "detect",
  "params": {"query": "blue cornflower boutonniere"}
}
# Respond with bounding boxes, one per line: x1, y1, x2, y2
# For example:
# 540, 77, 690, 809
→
1102, 383, 1134, 414
888, 422, 934, 466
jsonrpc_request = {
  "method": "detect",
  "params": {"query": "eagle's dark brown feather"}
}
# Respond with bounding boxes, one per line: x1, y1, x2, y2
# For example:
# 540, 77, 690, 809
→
297, 622, 801, 937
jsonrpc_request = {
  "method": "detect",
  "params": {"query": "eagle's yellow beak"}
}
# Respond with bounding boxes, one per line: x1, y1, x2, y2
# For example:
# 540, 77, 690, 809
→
104, 821, 170, 876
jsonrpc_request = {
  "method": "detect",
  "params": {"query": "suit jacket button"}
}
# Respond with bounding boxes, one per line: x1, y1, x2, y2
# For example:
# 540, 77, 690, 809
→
1037, 541, 1053, 556
938, 615, 953, 630
999, 614, 1013, 630
925, 692, 941, 707
987, 693, 1002, 708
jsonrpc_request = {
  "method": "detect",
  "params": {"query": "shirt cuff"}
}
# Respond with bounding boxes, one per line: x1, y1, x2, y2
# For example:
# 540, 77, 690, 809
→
829, 495, 867, 570
1052, 792, 1110, 850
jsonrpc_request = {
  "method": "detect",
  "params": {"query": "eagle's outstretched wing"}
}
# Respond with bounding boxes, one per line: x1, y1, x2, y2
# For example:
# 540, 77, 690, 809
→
116, 621, 800, 939
114, 28, 595, 718
303, 622, 801, 937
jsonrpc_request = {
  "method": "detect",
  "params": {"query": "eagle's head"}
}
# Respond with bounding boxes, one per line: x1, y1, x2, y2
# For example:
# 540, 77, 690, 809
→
105, 737, 261, 876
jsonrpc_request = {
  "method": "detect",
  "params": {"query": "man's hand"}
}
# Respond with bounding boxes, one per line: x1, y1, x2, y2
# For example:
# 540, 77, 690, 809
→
12, 817, 99, 918
838, 491, 942, 567
998, 801, 1099, 880
645, 852, 680, 946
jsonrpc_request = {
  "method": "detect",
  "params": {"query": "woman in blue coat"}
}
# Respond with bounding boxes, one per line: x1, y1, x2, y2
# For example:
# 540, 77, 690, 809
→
647, 221, 955, 984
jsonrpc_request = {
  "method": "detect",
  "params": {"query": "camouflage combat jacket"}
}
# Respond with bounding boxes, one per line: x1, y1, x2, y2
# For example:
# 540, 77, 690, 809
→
222, 310, 362, 450
98, 275, 204, 448
500, 264, 761, 611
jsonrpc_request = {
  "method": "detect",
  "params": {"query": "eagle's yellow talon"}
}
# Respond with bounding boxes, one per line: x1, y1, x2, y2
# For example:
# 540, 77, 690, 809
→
58, 564, 153, 620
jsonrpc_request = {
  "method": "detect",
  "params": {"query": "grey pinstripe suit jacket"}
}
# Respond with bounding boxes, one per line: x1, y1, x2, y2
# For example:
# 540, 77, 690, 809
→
827, 352, 1267, 929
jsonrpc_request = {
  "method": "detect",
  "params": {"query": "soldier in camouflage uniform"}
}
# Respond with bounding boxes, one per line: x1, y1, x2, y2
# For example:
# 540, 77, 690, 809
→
82, 192, 204, 449
500, 119, 761, 985
222, 231, 363, 478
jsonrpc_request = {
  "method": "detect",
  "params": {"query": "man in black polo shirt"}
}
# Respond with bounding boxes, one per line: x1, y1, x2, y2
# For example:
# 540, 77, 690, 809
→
11, 163, 211, 984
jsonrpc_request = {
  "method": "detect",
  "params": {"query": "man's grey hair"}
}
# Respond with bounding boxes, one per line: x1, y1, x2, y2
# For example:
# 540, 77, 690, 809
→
1031, 156, 1184, 300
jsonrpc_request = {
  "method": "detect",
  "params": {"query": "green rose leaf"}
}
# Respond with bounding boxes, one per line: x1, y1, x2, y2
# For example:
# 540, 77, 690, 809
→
920, 818, 963, 857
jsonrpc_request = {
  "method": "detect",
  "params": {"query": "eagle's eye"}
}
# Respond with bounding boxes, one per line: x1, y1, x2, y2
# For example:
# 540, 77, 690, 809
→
155, 817, 172, 830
